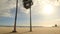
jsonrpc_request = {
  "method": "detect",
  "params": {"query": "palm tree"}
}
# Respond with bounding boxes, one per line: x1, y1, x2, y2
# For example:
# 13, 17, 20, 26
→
12, 0, 18, 32
23, 0, 33, 32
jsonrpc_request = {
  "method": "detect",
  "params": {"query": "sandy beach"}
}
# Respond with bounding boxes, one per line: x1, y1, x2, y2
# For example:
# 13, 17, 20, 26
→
0, 27, 60, 34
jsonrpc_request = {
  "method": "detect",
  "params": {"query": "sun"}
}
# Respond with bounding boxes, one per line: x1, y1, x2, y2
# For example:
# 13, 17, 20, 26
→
42, 4, 54, 15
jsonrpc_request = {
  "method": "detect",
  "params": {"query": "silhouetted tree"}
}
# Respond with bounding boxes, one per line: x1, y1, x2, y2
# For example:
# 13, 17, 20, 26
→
23, 0, 33, 9
23, 0, 33, 32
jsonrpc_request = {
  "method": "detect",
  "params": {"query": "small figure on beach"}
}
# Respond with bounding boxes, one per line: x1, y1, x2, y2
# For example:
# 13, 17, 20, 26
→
55, 24, 57, 27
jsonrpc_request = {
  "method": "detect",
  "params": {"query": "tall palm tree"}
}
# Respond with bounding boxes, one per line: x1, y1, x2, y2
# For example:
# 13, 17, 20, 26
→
12, 0, 18, 32
23, 0, 33, 32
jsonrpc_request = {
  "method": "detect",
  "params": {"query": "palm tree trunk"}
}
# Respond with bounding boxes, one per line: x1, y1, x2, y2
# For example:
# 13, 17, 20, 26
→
12, 0, 18, 32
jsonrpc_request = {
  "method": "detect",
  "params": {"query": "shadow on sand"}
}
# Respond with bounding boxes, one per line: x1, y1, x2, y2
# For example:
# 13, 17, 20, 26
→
3, 31, 30, 34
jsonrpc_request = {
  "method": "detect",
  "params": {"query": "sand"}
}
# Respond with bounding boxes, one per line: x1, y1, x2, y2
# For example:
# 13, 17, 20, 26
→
0, 27, 60, 34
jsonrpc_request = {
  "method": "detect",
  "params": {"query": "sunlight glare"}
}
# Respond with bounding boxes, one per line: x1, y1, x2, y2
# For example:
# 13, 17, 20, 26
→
42, 4, 54, 15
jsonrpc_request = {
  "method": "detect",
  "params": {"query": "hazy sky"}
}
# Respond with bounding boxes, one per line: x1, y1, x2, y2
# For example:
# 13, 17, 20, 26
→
0, 0, 60, 27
